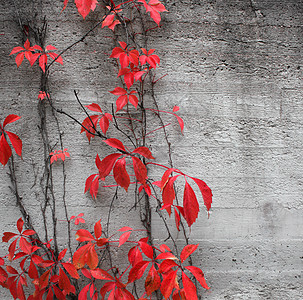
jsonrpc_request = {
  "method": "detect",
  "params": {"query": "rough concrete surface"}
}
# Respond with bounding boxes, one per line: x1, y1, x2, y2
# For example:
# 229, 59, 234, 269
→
0, 0, 302, 299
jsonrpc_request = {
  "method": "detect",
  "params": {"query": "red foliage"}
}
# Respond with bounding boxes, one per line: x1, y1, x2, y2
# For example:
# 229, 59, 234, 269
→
2, 1, 214, 299
10, 41, 63, 72
49, 149, 70, 164
0, 115, 22, 166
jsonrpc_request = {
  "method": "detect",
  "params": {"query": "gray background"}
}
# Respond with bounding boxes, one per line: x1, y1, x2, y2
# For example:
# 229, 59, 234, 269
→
0, 0, 302, 299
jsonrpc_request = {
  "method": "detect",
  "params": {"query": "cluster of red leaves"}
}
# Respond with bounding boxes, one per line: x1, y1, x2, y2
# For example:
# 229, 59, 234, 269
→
10, 39, 63, 72
70, 213, 85, 225
0, 218, 79, 300
0, 115, 22, 166
154, 167, 213, 227
38, 91, 50, 101
110, 41, 160, 91
62, 0, 98, 19
138, 0, 167, 26
85, 138, 154, 198
62, 0, 167, 26
70, 220, 210, 299
81, 103, 113, 141
102, 6, 121, 31
1, 219, 210, 299
49, 149, 70, 164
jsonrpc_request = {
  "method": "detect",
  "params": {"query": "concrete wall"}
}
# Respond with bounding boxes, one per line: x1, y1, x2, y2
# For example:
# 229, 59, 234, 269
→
0, 0, 302, 298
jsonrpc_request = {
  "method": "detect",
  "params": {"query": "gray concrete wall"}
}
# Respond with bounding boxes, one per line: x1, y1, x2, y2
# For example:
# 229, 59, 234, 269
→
0, 0, 302, 299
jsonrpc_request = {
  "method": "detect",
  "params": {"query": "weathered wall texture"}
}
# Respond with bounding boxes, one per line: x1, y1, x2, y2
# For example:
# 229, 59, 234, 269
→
1, 0, 302, 298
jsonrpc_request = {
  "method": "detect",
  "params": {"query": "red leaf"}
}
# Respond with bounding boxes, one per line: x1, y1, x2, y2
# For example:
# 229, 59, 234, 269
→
94, 220, 102, 239
185, 266, 209, 290
6, 131, 22, 157
73, 244, 90, 269
62, 262, 79, 279
162, 175, 179, 215
75, 229, 95, 242
183, 181, 199, 227
129, 94, 138, 108
3, 115, 21, 128
46, 289, 54, 300
10, 46, 24, 55
96, 238, 108, 246
182, 271, 198, 300
17, 280, 26, 300
99, 115, 110, 134
22, 229, 36, 236
75, 0, 98, 19
158, 260, 178, 274
160, 269, 178, 299
39, 54, 48, 72
174, 207, 181, 231
15, 52, 24, 67
113, 157, 130, 192
39, 269, 51, 289
132, 146, 154, 159
161, 168, 177, 190
110, 47, 125, 59
118, 226, 133, 232
84, 174, 98, 194
53, 285, 66, 300
192, 177, 213, 211
45, 45, 57, 51
138, 0, 167, 26
145, 265, 160, 296
87, 244, 98, 269
156, 252, 177, 260
6, 265, 18, 274
28, 260, 38, 279
85, 103, 102, 113
17, 218, 24, 233
0, 134, 12, 166
128, 260, 149, 282
139, 241, 153, 259
116, 95, 128, 112
2, 232, 17, 243
118, 231, 131, 247
47, 52, 63, 65
128, 246, 143, 266
104, 138, 127, 152
58, 249, 67, 261
132, 157, 147, 185
109, 87, 126, 95
91, 268, 113, 280
173, 113, 184, 134
98, 153, 122, 179
19, 237, 32, 254
81, 115, 99, 142
173, 106, 179, 112
160, 244, 171, 252
59, 268, 73, 295
180, 244, 198, 263
8, 239, 17, 260
79, 284, 90, 300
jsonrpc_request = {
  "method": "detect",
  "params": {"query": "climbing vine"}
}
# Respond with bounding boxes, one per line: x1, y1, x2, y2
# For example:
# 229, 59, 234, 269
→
0, 1, 212, 299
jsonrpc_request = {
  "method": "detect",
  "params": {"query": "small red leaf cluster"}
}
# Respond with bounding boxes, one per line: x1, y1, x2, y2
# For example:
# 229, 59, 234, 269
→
49, 149, 70, 164
158, 168, 212, 227
0, 115, 22, 166
81, 103, 113, 141
10, 39, 63, 72
85, 139, 155, 198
